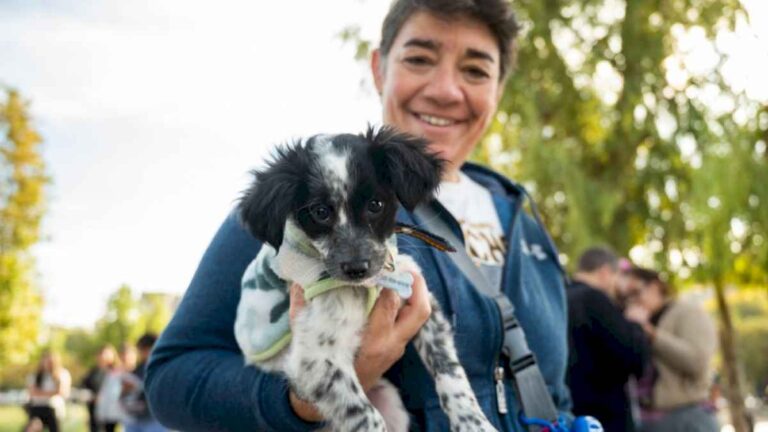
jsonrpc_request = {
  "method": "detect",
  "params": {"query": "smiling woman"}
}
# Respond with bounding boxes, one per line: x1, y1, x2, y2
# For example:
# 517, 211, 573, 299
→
372, 11, 505, 181
145, 1, 575, 431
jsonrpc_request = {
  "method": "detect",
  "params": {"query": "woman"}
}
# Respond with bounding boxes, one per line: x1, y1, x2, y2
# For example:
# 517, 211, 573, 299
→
145, 1, 572, 430
625, 267, 719, 432
96, 345, 134, 432
81, 345, 117, 432
25, 351, 71, 432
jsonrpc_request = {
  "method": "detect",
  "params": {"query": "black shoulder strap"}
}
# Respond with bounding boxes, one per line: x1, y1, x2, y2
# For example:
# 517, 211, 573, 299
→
414, 202, 559, 431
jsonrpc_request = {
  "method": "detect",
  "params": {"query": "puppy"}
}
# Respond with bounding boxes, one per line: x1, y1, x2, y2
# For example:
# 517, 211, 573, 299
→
235, 126, 496, 432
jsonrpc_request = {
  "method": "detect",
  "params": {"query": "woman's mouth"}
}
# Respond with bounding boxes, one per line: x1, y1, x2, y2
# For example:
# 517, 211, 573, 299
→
415, 113, 458, 127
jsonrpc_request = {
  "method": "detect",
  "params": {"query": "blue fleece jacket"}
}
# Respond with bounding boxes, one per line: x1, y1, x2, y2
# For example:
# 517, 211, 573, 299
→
145, 162, 572, 431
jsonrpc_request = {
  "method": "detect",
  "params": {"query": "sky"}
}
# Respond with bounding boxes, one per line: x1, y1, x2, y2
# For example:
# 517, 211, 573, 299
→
1, 0, 767, 328
0, 0, 390, 327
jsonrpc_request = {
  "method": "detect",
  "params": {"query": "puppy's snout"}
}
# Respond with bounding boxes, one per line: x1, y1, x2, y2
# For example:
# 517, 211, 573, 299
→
341, 260, 370, 280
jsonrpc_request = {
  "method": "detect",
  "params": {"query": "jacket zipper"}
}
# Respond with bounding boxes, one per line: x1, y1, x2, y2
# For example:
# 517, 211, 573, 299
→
494, 361, 508, 414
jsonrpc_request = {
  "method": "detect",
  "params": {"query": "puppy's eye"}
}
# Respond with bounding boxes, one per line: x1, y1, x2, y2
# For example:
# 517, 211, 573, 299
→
367, 199, 384, 214
310, 204, 332, 222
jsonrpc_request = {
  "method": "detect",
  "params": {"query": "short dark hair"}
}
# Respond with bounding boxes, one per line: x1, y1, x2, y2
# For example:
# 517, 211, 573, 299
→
577, 247, 619, 272
136, 333, 158, 351
626, 266, 670, 297
379, 0, 520, 80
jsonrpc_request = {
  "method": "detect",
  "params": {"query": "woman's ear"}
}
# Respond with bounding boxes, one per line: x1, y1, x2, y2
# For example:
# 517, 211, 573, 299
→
371, 49, 384, 96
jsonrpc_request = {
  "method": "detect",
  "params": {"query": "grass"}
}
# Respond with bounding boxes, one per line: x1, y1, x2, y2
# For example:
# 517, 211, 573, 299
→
0, 404, 89, 432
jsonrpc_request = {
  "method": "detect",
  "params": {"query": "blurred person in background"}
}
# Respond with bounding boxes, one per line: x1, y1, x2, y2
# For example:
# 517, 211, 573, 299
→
614, 257, 635, 308
624, 267, 718, 432
81, 345, 117, 432
121, 333, 167, 432
567, 247, 651, 431
119, 343, 138, 373
96, 345, 130, 432
24, 350, 72, 432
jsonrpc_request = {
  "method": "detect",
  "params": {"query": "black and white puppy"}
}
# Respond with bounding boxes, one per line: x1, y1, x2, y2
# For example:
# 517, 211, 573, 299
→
236, 126, 495, 432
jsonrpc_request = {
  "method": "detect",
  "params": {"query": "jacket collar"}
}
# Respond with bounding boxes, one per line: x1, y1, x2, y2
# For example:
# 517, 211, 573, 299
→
460, 162, 525, 199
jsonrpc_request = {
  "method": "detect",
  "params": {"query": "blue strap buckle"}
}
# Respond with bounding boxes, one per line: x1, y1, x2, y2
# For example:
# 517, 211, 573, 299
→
519, 413, 603, 432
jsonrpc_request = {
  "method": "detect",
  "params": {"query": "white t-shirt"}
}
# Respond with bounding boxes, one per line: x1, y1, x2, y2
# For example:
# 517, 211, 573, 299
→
27, 369, 71, 418
436, 172, 507, 269
96, 369, 129, 423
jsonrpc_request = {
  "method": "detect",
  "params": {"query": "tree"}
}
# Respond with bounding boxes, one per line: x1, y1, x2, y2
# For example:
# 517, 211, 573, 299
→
478, 1, 764, 430
137, 292, 173, 336
0, 88, 48, 369
95, 284, 143, 348
95, 284, 174, 349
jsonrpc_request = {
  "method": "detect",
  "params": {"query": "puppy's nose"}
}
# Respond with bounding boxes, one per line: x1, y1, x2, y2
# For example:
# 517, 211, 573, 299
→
341, 260, 370, 280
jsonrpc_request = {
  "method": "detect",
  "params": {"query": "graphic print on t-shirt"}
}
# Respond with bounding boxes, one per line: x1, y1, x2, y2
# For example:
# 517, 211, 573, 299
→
437, 173, 507, 268
457, 220, 506, 267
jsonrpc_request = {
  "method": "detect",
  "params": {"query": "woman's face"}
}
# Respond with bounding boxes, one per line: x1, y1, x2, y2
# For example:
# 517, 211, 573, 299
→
627, 277, 665, 314
41, 354, 54, 370
98, 347, 116, 367
372, 11, 503, 180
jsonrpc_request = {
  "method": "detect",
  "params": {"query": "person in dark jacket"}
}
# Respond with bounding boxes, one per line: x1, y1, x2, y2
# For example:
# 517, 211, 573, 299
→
567, 247, 650, 432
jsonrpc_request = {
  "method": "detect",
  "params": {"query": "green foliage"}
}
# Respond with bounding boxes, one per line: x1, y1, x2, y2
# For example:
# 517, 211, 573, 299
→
486, 0, 763, 278
95, 284, 142, 347
0, 284, 174, 389
94, 284, 173, 350
707, 289, 768, 394
138, 292, 173, 336
483, 3, 763, 429
0, 88, 48, 369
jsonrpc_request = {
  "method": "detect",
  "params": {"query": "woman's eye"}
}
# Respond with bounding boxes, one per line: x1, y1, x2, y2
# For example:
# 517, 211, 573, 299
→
465, 66, 490, 80
404, 56, 433, 67
310, 204, 332, 222
367, 199, 384, 214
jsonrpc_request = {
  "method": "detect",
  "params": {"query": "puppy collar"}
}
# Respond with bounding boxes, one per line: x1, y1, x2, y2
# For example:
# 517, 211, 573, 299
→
281, 221, 414, 301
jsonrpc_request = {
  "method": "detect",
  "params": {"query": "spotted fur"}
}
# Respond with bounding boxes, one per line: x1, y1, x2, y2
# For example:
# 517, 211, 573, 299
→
237, 126, 496, 431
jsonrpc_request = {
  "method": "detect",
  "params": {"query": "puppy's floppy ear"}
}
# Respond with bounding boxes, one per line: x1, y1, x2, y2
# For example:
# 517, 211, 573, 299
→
368, 125, 444, 210
239, 144, 305, 247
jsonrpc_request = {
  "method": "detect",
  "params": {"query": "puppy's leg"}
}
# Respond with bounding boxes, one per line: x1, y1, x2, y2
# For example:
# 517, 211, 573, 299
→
367, 379, 409, 432
287, 288, 387, 432
397, 256, 496, 432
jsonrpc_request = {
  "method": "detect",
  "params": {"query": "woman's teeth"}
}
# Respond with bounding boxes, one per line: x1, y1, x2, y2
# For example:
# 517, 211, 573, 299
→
418, 114, 455, 126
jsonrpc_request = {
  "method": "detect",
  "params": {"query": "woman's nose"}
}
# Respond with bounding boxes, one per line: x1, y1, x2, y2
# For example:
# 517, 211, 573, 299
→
422, 64, 463, 105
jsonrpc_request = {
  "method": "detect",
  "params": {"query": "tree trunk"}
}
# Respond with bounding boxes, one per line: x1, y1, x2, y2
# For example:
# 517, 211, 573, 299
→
713, 278, 750, 432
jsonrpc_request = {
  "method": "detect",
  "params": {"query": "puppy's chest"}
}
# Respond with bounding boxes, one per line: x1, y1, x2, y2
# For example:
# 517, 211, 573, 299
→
294, 287, 371, 353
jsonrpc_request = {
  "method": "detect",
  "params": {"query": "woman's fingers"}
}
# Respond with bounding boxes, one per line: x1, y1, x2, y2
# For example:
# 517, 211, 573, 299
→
394, 270, 431, 341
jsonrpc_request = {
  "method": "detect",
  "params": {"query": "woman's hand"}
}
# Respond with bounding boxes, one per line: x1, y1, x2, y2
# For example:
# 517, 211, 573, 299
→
287, 271, 431, 421
624, 304, 656, 341
624, 303, 649, 325
354, 270, 431, 390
